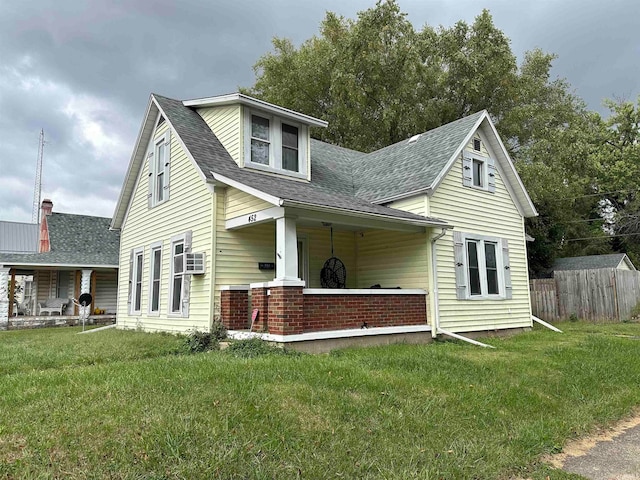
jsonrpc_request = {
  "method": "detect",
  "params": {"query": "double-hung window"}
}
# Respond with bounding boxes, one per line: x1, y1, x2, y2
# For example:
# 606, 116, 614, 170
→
462, 150, 496, 193
170, 240, 185, 314
245, 109, 307, 177
454, 231, 512, 300
148, 128, 171, 208
129, 247, 144, 314
149, 243, 162, 314
168, 231, 192, 317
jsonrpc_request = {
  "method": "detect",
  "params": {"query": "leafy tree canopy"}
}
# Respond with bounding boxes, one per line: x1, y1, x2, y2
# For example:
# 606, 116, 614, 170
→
244, 0, 639, 275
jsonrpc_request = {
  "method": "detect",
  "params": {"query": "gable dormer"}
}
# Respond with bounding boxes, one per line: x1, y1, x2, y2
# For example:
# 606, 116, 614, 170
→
184, 93, 327, 181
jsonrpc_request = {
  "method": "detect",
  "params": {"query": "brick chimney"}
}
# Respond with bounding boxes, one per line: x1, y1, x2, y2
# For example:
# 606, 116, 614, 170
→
39, 199, 52, 253
41, 199, 53, 217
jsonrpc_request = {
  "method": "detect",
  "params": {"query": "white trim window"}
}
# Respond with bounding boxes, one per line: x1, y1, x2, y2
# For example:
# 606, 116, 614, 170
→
148, 128, 171, 208
129, 247, 144, 314
462, 151, 496, 193
169, 231, 192, 317
453, 231, 512, 300
244, 109, 308, 178
148, 242, 162, 314
297, 236, 309, 286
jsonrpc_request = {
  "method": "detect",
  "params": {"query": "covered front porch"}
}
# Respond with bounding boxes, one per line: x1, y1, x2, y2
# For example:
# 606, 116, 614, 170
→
217, 199, 449, 349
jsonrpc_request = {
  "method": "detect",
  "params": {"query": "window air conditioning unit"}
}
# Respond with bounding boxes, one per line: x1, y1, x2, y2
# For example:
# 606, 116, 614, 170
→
185, 252, 206, 275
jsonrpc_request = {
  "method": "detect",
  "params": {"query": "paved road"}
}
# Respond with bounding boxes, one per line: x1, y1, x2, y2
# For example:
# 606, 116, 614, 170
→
561, 424, 640, 480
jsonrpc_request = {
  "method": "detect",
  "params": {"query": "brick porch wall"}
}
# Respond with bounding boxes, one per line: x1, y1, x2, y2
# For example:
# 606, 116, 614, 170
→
250, 287, 269, 332
220, 289, 249, 330
267, 286, 304, 335
303, 294, 427, 332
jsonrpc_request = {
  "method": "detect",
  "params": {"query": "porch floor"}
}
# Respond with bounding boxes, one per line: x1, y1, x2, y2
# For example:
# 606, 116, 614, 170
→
7, 314, 116, 330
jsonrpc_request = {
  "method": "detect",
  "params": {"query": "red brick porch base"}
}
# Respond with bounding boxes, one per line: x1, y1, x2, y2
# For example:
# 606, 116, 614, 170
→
223, 283, 428, 335
220, 286, 249, 330
303, 292, 427, 332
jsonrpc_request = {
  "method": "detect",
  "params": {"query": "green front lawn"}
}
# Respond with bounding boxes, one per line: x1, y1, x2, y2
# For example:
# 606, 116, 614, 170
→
2, 323, 640, 479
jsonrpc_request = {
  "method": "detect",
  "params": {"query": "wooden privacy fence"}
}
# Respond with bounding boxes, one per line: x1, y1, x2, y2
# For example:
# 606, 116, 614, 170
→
530, 268, 640, 322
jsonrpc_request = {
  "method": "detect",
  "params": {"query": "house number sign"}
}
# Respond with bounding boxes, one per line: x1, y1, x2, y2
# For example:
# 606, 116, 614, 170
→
248, 213, 257, 223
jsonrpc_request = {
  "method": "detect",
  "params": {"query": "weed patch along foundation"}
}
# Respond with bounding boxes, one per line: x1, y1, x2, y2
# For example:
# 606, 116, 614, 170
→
1, 323, 640, 479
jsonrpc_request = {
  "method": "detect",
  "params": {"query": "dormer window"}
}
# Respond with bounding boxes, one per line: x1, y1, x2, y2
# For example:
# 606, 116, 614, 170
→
244, 109, 307, 178
282, 123, 299, 171
250, 115, 270, 165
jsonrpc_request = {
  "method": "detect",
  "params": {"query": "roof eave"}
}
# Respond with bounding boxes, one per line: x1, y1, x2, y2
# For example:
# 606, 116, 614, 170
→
183, 93, 328, 128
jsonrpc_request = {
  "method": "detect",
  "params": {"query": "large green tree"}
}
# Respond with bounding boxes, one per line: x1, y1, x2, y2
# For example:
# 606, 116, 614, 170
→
245, 1, 624, 275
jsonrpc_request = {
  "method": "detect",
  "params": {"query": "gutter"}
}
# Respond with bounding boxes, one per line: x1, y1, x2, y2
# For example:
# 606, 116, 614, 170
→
430, 226, 495, 348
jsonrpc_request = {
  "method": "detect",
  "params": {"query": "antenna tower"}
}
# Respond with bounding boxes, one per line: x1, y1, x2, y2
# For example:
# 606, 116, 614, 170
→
31, 129, 45, 224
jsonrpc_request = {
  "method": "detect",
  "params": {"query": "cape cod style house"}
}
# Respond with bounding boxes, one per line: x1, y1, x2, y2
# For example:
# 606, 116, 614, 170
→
111, 92, 537, 351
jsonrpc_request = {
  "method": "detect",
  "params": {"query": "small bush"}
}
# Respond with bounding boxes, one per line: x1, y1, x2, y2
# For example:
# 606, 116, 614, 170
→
210, 320, 228, 341
184, 330, 219, 353
225, 338, 301, 358
569, 313, 579, 322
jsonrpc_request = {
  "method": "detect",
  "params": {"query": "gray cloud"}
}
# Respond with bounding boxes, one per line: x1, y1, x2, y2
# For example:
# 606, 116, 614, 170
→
0, 0, 638, 223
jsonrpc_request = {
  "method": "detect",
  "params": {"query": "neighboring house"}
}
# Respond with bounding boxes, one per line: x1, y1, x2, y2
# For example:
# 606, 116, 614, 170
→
111, 92, 537, 350
0, 200, 120, 329
553, 253, 637, 272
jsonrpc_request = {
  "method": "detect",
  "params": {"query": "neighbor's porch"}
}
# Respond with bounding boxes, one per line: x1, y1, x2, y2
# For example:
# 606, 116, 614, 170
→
0, 266, 117, 330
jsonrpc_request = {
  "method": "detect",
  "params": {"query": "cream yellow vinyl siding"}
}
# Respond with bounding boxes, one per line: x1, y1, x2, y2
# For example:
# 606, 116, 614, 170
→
387, 195, 427, 216
429, 151, 531, 333
197, 105, 242, 166
213, 189, 275, 316
116, 121, 214, 333
297, 226, 357, 288
225, 188, 273, 219
356, 229, 429, 290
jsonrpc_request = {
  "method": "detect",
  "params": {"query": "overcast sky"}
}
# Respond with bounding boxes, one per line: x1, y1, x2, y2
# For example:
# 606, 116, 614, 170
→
0, 0, 638, 223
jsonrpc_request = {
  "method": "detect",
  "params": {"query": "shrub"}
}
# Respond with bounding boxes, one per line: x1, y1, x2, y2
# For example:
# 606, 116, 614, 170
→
184, 330, 219, 353
210, 320, 228, 341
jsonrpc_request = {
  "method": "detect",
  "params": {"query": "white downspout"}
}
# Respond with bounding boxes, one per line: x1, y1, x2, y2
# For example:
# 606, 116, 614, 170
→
431, 227, 496, 349
430, 227, 450, 334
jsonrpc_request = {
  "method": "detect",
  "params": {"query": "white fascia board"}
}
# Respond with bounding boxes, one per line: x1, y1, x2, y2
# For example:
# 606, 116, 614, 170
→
210, 172, 282, 206
429, 111, 488, 195
482, 117, 538, 217
372, 187, 434, 205
183, 93, 328, 128
226, 206, 285, 230
282, 200, 449, 229
0, 262, 118, 269
154, 97, 209, 186
110, 96, 156, 230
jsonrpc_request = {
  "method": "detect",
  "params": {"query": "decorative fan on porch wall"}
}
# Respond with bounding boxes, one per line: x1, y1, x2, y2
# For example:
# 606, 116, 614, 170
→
320, 225, 346, 288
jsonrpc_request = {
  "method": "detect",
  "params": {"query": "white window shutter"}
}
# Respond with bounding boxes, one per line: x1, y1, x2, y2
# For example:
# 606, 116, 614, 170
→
487, 157, 496, 193
182, 230, 192, 318
127, 249, 134, 314
502, 238, 512, 299
147, 151, 154, 209
453, 231, 467, 299
164, 130, 171, 202
462, 154, 472, 187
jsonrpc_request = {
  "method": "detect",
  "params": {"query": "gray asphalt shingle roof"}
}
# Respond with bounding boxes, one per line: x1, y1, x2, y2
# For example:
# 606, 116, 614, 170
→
354, 111, 485, 202
154, 94, 444, 224
0, 213, 119, 267
553, 254, 635, 271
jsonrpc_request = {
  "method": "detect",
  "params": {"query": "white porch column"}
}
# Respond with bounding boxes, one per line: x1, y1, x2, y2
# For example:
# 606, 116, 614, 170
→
275, 216, 300, 281
81, 269, 92, 295
0, 267, 9, 330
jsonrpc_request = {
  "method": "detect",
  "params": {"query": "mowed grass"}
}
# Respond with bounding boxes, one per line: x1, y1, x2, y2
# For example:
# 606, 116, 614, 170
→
2, 324, 640, 479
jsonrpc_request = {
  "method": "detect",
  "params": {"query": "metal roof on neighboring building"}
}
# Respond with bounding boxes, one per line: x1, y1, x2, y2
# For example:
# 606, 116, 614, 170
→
0, 220, 39, 254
